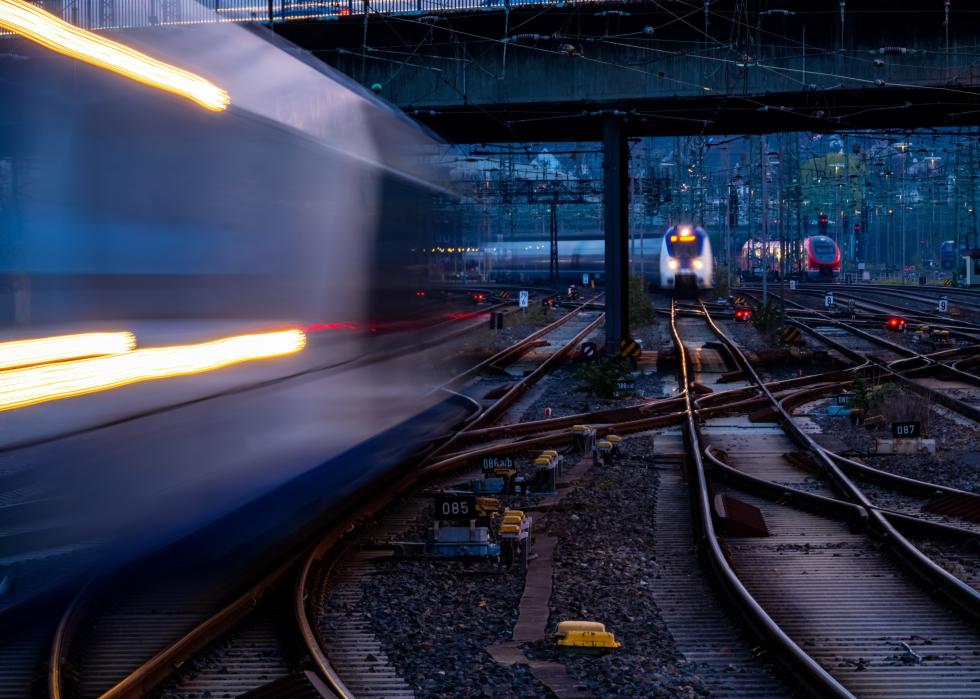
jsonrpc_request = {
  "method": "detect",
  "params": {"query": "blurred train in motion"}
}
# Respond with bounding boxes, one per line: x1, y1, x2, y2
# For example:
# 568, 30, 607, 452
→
0, 16, 464, 590
738, 235, 841, 281
462, 224, 714, 292
659, 225, 713, 292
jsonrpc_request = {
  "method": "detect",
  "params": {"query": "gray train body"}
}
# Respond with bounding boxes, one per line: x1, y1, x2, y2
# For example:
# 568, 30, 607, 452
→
468, 237, 665, 287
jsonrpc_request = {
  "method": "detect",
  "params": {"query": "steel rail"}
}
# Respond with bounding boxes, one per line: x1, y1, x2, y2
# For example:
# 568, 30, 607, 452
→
669, 300, 854, 699
699, 301, 980, 624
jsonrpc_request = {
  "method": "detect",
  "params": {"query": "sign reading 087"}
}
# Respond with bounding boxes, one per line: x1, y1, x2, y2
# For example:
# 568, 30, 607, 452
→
433, 494, 476, 521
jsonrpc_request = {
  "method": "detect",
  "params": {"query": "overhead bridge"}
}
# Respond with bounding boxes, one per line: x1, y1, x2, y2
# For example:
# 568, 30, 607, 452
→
276, 0, 980, 142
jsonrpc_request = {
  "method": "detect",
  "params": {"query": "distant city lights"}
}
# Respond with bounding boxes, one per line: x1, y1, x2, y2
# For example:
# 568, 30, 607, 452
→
0, 0, 230, 111
0, 332, 136, 371
0, 329, 305, 412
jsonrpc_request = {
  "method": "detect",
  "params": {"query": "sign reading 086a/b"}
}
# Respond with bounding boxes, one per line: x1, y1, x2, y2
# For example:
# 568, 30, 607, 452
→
891, 421, 921, 439
481, 455, 514, 471
434, 494, 476, 521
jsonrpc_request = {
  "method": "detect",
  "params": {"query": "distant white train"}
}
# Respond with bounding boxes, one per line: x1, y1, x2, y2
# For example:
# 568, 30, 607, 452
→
659, 225, 713, 292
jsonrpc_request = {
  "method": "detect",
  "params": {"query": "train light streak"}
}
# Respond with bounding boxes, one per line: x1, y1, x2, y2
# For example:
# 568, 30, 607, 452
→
0, 332, 137, 370
0, 329, 305, 412
0, 0, 230, 111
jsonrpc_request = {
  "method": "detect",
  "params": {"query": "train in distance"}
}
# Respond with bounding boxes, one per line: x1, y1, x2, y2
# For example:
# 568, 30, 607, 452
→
659, 225, 713, 292
738, 235, 841, 282
459, 224, 714, 292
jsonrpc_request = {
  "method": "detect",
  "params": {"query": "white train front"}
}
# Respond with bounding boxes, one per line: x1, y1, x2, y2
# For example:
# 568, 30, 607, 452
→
659, 226, 713, 291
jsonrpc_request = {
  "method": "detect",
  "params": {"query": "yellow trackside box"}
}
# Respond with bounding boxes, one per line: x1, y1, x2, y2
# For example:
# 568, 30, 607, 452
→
556, 631, 622, 650
554, 621, 621, 651
555, 621, 606, 635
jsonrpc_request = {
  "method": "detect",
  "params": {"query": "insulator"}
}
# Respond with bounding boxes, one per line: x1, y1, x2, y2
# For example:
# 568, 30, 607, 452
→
506, 33, 542, 43
878, 47, 909, 55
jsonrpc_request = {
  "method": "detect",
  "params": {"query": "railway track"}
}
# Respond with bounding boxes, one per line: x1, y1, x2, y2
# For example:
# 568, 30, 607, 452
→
14, 287, 978, 699
673, 299, 980, 698
41, 297, 601, 699
738, 287, 980, 422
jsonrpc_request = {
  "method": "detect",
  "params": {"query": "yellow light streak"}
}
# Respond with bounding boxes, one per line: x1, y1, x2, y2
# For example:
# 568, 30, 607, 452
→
0, 0, 230, 111
0, 332, 136, 370
0, 329, 305, 412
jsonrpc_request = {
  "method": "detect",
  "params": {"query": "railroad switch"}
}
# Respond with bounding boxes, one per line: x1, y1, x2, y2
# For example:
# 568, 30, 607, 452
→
499, 509, 532, 570
529, 451, 562, 492
605, 434, 624, 456
572, 424, 596, 455
595, 440, 613, 466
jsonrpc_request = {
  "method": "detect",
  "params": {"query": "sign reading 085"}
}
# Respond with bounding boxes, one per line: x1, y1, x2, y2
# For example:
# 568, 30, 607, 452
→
434, 494, 476, 521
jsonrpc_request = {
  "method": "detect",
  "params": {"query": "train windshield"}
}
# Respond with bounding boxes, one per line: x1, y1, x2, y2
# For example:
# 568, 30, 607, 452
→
811, 238, 837, 259
665, 230, 704, 259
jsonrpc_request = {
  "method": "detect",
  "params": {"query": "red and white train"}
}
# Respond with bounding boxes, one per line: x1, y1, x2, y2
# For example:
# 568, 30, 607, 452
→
739, 235, 841, 281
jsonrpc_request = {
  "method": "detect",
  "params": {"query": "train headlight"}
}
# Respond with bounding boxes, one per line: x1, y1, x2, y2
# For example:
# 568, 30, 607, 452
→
668, 259, 679, 270
692, 259, 704, 270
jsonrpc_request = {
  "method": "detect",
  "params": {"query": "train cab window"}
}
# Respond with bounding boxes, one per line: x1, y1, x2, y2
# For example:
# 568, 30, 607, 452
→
665, 232, 704, 259
811, 238, 837, 258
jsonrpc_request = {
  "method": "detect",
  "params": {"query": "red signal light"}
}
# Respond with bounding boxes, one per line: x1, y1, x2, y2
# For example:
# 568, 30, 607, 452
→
415, 289, 426, 298
886, 317, 905, 331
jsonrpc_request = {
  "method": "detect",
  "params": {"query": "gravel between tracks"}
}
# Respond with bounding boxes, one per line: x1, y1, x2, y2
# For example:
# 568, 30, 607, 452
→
360, 554, 550, 698
524, 437, 710, 698
358, 435, 711, 698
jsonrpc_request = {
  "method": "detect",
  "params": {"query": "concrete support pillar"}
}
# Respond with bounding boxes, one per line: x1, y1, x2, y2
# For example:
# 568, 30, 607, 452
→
603, 116, 630, 352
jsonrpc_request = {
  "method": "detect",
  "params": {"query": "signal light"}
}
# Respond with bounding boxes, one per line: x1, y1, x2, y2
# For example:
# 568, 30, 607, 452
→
474, 293, 486, 303
886, 316, 906, 331
416, 289, 426, 298
734, 308, 752, 322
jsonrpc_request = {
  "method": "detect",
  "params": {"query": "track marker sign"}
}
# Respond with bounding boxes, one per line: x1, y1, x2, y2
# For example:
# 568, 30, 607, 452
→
892, 421, 921, 439
615, 377, 636, 397
434, 493, 476, 522
499, 290, 509, 299
580, 341, 597, 359
789, 280, 797, 290
938, 296, 949, 313
582, 273, 589, 285
519, 290, 529, 308
943, 278, 953, 287
824, 292, 834, 308
480, 456, 514, 472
